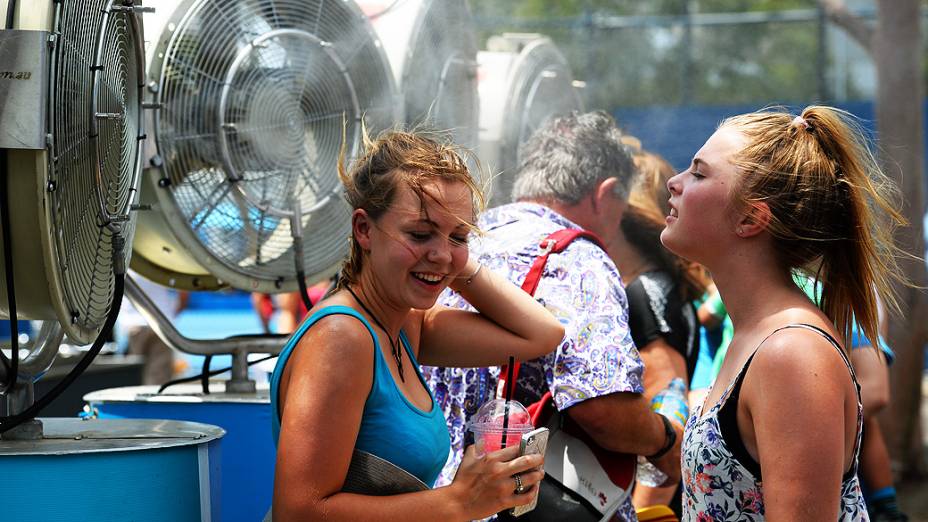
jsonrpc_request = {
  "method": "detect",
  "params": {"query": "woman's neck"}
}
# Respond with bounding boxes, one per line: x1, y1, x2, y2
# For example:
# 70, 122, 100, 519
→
708, 248, 804, 334
348, 272, 408, 337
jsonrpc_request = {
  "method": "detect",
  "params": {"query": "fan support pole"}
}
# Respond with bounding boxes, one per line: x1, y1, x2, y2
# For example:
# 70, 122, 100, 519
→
228, 351, 256, 394
125, 275, 283, 392
2, 383, 42, 440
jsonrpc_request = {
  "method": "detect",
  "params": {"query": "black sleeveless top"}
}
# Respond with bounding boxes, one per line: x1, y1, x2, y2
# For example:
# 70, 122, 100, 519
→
626, 270, 700, 380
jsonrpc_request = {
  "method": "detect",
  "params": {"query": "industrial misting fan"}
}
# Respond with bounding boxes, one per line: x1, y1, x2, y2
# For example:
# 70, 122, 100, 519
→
476, 33, 585, 206
356, 0, 479, 153
0, 1, 223, 521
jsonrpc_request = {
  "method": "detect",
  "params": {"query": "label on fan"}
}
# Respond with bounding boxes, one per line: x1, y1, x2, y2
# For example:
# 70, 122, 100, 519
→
0, 30, 49, 150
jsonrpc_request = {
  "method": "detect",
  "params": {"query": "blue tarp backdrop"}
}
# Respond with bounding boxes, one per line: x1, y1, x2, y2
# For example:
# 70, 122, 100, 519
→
614, 101, 928, 179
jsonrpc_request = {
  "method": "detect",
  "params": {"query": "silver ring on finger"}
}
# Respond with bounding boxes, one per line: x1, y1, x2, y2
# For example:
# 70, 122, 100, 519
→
514, 473, 527, 494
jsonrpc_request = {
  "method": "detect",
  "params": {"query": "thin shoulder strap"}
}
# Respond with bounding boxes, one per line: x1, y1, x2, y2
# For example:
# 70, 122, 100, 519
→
784, 323, 864, 476
286, 305, 380, 355
789, 323, 858, 383
721, 323, 856, 402
721, 323, 864, 477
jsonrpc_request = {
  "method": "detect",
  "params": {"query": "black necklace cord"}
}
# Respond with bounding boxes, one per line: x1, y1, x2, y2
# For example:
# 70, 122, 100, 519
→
344, 285, 405, 382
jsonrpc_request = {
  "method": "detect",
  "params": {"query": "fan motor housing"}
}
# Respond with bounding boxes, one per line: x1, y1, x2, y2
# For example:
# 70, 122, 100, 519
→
0, 30, 49, 150
0, 28, 52, 317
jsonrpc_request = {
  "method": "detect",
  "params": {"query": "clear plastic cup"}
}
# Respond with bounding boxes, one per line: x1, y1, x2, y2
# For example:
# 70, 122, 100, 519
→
467, 398, 534, 457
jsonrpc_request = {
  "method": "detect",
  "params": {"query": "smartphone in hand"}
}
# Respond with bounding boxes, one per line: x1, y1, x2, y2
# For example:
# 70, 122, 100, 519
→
510, 427, 549, 517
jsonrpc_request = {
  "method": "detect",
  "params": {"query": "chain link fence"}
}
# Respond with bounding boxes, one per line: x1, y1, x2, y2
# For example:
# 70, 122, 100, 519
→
470, 3, 907, 110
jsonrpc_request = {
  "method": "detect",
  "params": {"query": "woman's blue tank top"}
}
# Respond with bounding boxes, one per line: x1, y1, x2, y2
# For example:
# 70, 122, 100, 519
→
270, 305, 450, 487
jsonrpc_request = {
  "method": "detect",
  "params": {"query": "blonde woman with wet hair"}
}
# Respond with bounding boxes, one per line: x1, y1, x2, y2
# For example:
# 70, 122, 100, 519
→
663, 106, 906, 521
270, 130, 564, 521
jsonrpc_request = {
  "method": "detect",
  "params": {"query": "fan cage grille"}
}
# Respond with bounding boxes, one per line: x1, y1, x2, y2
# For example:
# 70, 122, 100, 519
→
508, 41, 582, 160
49, 0, 142, 337
402, 0, 478, 151
487, 38, 583, 207
152, 0, 397, 290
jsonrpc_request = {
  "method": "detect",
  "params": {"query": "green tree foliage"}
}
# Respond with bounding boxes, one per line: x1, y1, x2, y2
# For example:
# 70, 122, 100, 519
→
470, 0, 844, 108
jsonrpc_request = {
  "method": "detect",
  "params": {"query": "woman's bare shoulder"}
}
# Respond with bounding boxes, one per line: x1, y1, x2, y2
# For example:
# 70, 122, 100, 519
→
281, 309, 377, 390
294, 311, 375, 361
745, 322, 853, 398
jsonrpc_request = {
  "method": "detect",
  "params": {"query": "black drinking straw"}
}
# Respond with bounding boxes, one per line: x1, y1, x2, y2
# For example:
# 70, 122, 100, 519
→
500, 356, 515, 448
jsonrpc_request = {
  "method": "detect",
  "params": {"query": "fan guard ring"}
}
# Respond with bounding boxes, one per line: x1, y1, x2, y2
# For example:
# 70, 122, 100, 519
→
46, 0, 145, 342
358, 0, 478, 150
477, 36, 583, 207
216, 28, 360, 219
141, 0, 399, 293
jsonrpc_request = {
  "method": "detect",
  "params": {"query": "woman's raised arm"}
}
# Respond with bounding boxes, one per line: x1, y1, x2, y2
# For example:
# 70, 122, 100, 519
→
416, 258, 564, 368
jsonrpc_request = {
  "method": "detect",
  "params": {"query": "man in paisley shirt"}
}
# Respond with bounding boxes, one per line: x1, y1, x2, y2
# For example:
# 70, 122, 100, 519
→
422, 112, 684, 521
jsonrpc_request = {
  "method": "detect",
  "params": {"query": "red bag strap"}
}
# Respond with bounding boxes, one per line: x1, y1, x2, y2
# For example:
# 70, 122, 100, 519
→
498, 228, 606, 400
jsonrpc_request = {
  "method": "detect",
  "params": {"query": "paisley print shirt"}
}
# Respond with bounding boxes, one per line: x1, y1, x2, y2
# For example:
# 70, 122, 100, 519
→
681, 324, 869, 521
421, 203, 643, 521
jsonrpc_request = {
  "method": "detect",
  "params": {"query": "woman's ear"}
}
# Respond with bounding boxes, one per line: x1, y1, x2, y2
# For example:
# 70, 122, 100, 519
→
352, 209, 373, 250
736, 202, 772, 238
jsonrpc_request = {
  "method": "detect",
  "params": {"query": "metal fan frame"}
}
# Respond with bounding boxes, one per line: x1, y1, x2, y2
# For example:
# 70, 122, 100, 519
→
138, 0, 398, 294
499, 37, 582, 166
475, 36, 583, 207
403, 0, 478, 149
0, 0, 146, 344
129, 172, 225, 290
362, 0, 479, 149
216, 28, 358, 219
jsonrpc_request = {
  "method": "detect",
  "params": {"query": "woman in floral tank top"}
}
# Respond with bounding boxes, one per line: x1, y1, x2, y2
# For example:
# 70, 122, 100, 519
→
660, 106, 906, 520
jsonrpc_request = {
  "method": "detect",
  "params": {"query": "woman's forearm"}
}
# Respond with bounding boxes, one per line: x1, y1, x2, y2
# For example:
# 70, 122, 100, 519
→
274, 486, 465, 522
450, 259, 564, 353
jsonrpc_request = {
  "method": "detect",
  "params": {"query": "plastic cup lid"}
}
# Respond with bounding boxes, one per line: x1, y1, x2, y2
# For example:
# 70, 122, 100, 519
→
467, 398, 533, 432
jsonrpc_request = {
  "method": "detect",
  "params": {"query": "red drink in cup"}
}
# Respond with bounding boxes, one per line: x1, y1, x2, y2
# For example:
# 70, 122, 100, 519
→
468, 399, 534, 456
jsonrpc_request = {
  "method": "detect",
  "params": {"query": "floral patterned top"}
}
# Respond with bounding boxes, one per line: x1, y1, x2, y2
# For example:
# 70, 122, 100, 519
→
681, 324, 869, 521
421, 203, 643, 522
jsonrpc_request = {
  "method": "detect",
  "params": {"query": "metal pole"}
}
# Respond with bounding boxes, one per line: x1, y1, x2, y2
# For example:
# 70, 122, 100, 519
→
0, 321, 64, 385
124, 274, 284, 392
816, 4, 830, 102
2, 382, 42, 440
681, 0, 695, 106
125, 274, 286, 356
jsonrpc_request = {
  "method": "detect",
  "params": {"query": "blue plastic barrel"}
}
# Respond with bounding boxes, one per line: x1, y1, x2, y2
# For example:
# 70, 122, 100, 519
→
85, 384, 273, 522
1, 418, 223, 521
